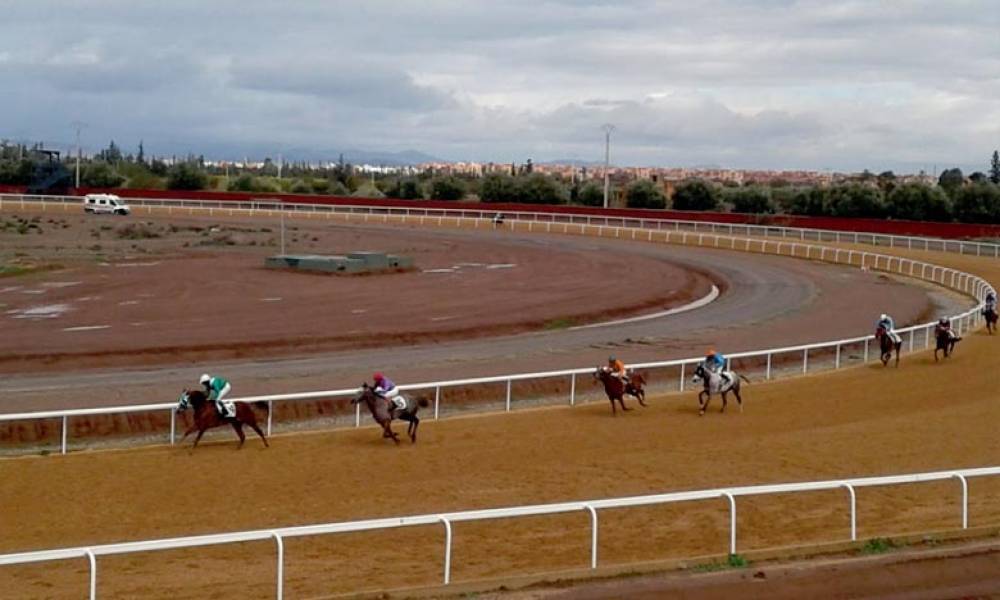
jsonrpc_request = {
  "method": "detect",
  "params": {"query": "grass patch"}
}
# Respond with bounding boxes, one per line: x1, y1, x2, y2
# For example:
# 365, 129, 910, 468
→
116, 223, 161, 240
691, 554, 749, 572
861, 537, 898, 555
0, 263, 63, 278
543, 317, 578, 330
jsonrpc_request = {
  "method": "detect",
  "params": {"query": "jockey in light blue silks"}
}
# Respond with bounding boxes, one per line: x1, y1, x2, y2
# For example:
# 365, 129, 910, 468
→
703, 349, 732, 389
200, 373, 234, 418
373, 372, 407, 412
875, 314, 901, 344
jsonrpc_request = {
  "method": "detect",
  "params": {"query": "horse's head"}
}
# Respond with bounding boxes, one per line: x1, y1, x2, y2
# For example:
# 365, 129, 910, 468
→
691, 364, 706, 384
351, 382, 372, 405
176, 389, 192, 413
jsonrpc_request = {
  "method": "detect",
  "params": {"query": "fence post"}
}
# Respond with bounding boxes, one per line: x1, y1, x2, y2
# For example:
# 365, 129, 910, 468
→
169, 409, 176, 445
570, 373, 577, 406
584, 504, 599, 569
835, 344, 841, 369
802, 349, 809, 374
864, 338, 870, 363
505, 380, 512, 412
924, 326, 930, 348
679, 363, 686, 391
434, 386, 441, 419
61, 415, 68, 455
440, 517, 453, 585
272, 532, 285, 600
267, 400, 273, 436
908, 330, 914, 352
954, 474, 969, 529
87, 549, 97, 600
841, 483, 857, 541
355, 401, 361, 427
766, 353, 772, 380
724, 493, 737, 555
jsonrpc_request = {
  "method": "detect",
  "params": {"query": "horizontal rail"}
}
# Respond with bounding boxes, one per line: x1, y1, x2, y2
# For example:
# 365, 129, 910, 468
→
2, 464, 998, 598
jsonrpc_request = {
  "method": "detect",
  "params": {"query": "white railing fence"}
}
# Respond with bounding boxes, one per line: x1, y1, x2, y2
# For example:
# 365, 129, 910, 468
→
1, 465, 998, 599
0, 211, 994, 455
4, 192, 1000, 258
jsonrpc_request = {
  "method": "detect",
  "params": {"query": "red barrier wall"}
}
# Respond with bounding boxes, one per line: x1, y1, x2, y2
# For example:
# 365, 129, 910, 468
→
9, 185, 1000, 240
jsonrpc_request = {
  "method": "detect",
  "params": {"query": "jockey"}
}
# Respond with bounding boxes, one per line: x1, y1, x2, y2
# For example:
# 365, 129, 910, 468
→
373, 372, 406, 412
703, 349, 732, 388
875, 314, 900, 344
985, 292, 997, 315
200, 373, 234, 418
936, 317, 957, 341
607, 355, 628, 385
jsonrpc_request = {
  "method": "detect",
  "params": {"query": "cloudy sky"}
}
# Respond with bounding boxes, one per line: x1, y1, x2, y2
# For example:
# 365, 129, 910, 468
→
2, 1, 998, 172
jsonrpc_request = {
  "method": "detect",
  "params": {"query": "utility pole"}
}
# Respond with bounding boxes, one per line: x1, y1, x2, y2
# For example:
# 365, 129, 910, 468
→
277, 153, 283, 179
601, 124, 615, 209
71, 121, 86, 189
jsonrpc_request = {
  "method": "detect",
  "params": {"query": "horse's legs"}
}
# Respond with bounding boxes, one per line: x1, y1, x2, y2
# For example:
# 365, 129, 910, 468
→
733, 386, 743, 413
698, 391, 709, 416
181, 424, 198, 441
230, 421, 246, 448
409, 415, 419, 443
191, 428, 206, 449
720, 391, 728, 413
247, 421, 269, 447
895, 345, 901, 367
609, 397, 616, 416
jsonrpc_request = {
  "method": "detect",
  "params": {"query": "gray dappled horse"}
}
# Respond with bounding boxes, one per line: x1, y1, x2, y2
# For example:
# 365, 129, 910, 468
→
692, 364, 748, 416
352, 382, 429, 444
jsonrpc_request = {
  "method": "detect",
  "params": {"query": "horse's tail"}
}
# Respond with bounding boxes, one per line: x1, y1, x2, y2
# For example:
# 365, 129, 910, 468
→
253, 401, 270, 413
739, 374, 751, 384
417, 397, 429, 408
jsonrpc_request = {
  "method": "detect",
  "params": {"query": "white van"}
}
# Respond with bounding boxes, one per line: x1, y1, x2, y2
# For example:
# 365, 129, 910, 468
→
83, 194, 130, 215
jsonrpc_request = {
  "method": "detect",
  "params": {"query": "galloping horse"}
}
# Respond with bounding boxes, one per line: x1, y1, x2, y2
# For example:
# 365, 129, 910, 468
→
692, 364, 748, 416
876, 326, 902, 367
594, 368, 647, 415
985, 308, 998, 335
352, 383, 428, 444
176, 389, 269, 449
934, 327, 961, 362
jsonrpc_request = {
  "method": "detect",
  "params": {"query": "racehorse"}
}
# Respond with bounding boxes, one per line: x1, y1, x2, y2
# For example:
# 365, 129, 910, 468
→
692, 364, 748, 416
176, 389, 270, 449
352, 382, 429, 444
934, 328, 961, 362
875, 326, 901, 367
594, 368, 647, 415
985, 308, 998, 335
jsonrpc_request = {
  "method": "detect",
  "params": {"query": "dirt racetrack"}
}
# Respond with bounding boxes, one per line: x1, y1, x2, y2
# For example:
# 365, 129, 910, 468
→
1, 219, 999, 599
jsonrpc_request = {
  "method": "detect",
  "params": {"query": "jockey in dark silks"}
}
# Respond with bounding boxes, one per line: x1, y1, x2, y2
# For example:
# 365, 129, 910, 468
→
984, 292, 997, 316
936, 317, 958, 341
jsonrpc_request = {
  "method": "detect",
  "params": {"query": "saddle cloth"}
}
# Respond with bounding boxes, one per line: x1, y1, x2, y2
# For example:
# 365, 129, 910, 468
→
218, 401, 236, 417
390, 395, 408, 412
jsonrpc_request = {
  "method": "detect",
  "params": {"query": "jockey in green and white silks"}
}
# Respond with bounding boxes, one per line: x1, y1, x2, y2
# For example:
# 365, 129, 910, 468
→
373, 372, 407, 412
875, 314, 901, 344
201, 374, 234, 418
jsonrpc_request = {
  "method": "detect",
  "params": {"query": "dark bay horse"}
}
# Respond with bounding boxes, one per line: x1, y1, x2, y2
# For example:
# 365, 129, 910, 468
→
692, 364, 748, 416
985, 308, 998, 335
353, 383, 428, 444
876, 326, 901, 367
176, 389, 269, 449
594, 368, 647, 415
934, 327, 961, 361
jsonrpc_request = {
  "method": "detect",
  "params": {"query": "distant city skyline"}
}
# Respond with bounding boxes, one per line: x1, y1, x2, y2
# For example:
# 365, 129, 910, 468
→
2, 2, 997, 174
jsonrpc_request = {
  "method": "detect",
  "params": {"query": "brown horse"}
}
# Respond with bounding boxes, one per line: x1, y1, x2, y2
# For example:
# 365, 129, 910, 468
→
876, 326, 901, 367
934, 327, 961, 361
984, 308, 998, 335
176, 389, 269, 449
594, 368, 647, 415
352, 383, 429, 444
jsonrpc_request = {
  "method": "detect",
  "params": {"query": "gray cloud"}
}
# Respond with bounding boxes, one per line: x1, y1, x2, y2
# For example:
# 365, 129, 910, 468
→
1, 0, 998, 171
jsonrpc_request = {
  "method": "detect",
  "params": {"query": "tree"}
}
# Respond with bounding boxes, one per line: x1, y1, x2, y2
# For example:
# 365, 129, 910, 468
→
166, 162, 208, 190
81, 162, 126, 188
577, 182, 605, 207
953, 183, 1000, 224
428, 176, 466, 201
827, 184, 885, 218
515, 173, 568, 204
789, 187, 829, 216
726, 186, 775, 214
876, 171, 897, 195
970, 172, 988, 184
938, 168, 965, 196
480, 173, 517, 203
625, 179, 666, 209
671, 180, 718, 211
136, 141, 145, 165
398, 179, 423, 200
991, 150, 1000, 185
886, 183, 952, 222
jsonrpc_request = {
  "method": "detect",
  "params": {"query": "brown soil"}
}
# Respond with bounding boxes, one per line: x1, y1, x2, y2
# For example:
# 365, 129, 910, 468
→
0, 209, 711, 372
